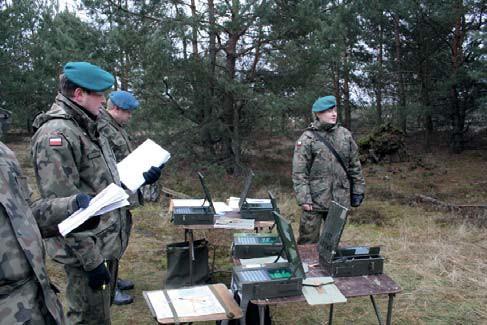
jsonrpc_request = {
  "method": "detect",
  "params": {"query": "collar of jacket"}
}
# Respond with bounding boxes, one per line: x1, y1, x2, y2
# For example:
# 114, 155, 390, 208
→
55, 94, 100, 141
308, 120, 337, 132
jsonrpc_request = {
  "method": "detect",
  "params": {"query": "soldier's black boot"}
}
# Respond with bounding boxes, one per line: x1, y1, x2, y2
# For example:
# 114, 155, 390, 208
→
117, 278, 134, 290
113, 288, 134, 305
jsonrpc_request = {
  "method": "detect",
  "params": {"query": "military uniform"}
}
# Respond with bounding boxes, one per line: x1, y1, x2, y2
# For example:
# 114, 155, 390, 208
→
98, 109, 141, 207
0, 141, 67, 324
31, 94, 129, 324
292, 120, 365, 243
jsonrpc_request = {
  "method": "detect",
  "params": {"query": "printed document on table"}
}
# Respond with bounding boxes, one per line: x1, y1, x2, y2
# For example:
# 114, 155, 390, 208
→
58, 183, 129, 236
145, 291, 172, 319
117, 139, 171, 192
167, 286, 225, 317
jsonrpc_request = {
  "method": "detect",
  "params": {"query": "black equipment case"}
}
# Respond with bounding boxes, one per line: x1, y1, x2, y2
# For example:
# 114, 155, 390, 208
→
172, 172, 216, 225
239, 171, 279, 221
232, 233, 283, 259
318, 201, 384, 277
232, 212, 304, 300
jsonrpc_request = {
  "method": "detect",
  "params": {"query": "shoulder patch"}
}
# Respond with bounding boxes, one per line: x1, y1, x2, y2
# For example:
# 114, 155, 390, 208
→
49, 137, 63, 146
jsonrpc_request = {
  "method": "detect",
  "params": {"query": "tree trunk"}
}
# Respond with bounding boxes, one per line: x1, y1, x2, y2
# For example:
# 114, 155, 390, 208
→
342, 45, 351, 129
332, 62, 342, 123
190, 0, 199, 61
449, 2, 465, 153
419, 62, 433, 151
375, 22, 383, 125
393, 13, 407, 133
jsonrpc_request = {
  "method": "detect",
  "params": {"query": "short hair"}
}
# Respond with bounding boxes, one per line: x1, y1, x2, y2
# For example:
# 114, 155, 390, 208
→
59, 74, 91, 98
106, 98, 116, 110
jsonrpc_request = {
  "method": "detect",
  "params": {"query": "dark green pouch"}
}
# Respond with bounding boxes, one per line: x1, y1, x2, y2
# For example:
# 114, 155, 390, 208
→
165, 239, 210, 288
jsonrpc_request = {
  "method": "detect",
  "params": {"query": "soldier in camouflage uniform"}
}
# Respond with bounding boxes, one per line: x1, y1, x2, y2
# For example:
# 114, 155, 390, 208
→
31, 62, 162, 324
292, 96, 365, 244
1, 141, 94, 324
98, 91, 140, 305
31, 62, 122, 325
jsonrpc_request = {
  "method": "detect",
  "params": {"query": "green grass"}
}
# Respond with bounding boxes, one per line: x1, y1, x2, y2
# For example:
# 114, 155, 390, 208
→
7, 131, 487, 324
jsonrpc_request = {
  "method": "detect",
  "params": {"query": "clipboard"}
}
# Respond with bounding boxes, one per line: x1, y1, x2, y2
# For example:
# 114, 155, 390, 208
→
143, 283, 242, 324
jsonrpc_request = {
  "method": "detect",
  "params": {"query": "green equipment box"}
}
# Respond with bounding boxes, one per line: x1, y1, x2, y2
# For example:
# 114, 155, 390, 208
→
232, 233, 283, 259
172, 172, 215, 225
318, 201, 384, 277
232, 212, 304, 300
239, 171, 279, 221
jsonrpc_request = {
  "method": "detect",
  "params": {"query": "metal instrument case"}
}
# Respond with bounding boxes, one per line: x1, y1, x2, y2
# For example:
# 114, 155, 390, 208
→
318, 202, 384, 277
232, 233, 283, 259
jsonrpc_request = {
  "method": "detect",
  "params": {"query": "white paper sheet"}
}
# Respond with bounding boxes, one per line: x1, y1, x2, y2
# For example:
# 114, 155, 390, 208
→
227, 196, 271, 210
167, 286, 225, 317
145, 286, 225, 320
214, 217, 254, 229
302, 277, 347, 305
172, 199, 209, 207
213, 202, 233, 215
145, 291, 172, 319
117, 139, 171, 192
58, 183, 129, 236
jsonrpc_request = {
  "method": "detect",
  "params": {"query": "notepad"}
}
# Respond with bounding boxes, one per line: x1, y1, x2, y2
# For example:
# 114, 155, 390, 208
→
58, 183, 129, 236
117, 139, 171, 192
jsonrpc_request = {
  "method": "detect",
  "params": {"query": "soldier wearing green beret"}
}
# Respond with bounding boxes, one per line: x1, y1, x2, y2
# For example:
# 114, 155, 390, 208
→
0, 141, 97, 324
292, 96, 365, 244
31, 62, 125, 324
98, 91, 140, 305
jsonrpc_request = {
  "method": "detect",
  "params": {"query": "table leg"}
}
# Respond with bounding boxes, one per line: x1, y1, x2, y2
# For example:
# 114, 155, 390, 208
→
239, 297, 250, 325
370, 295, 384, 325
258, 305, 266, 325
188, 229, 194, 286
328, 304, 334, 324
386, 294, 395, 325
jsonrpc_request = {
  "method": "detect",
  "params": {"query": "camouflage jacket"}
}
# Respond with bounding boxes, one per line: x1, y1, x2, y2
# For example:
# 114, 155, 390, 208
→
292, 121, 365, 209
98, 109, 141, 206
31, 94, 128, 271
0, 141, 65, 324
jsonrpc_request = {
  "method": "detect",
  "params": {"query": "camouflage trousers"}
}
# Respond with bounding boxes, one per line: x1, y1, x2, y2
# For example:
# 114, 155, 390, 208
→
64, 260, 118, 325
297, 209, 329, 244
0, 279, 55, 324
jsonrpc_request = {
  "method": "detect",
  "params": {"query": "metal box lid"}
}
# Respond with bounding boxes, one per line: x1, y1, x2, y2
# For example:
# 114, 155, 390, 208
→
319, 201, 349, 264
197, 172, 215, 214
273, 212, 305, 278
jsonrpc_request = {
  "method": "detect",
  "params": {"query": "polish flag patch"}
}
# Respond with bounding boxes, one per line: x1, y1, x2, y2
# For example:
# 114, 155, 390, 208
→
49, 137, 63, 146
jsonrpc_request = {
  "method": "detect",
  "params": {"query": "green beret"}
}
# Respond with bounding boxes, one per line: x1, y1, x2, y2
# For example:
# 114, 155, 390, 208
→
312, 96, 337, 113
63, 62, 114, 92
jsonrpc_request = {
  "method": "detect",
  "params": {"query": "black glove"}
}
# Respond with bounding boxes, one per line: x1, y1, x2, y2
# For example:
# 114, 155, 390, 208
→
143, 165, 163, 185
86, 263, 111, 290
71, 193, 99, 232
351, 193, 364, 207
75, 193, 92, 209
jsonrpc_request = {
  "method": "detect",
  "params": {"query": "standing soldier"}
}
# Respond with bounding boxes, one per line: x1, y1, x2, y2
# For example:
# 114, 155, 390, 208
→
98, 90, 140, 305
31, 62, 162, 324
292, 95, 365, 244
0, 141, 93, 324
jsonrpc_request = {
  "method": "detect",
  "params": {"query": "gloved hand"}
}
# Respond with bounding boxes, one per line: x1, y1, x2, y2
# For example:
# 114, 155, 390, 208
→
71, 193, 100, 232
142, 165, 163, 185
86, 262, 111, 290
351, 193, 364, 207
75, 193, 92, 209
